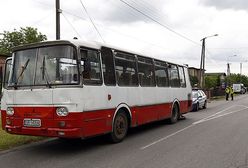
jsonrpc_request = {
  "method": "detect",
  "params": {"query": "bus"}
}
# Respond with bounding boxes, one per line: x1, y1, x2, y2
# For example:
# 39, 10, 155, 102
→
1, 40, 192, 142
1, 57, 12, 130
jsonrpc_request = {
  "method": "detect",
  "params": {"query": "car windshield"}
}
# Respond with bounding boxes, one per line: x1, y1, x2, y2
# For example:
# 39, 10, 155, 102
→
9, 45, 78, 87
192, 91, 198, 98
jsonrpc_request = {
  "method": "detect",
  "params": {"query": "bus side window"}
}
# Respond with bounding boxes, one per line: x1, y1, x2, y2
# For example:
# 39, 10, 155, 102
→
154, 60, 169, 87
168, 64, 180, 87
114, 51, 138, 86
80, 49, 102, 85
137, 56, 155, 87
101, 47, 116, 86
178, 66, 186, 87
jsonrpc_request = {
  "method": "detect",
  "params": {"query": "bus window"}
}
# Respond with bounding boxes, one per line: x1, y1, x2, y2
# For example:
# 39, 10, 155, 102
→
101, 47, 116, 86
3, 58, 12, 88
137, 56, 155, 87
80, 49, 102, 85
154, 60, 169, 87
114, 52, 138, 86
11, 49, 36, 86
178, 66, 186, 87
168, 64, 180, 87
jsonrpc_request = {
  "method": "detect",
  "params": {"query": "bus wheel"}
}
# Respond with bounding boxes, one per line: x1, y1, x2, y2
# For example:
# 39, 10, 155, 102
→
110, 110, 128, 143
169, 104, 179, 124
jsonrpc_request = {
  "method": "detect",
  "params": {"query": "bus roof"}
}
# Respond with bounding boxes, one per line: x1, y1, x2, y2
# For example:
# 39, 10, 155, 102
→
12, 39, 187, 67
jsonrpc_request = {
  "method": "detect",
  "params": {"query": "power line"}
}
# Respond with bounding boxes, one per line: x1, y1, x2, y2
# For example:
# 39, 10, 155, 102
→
208, 47, 248, 50
63, 10, 87, 21
30, 10, 53, 27
128, 0, 167, 23
79, 0, 105, 43
205, 49, 226, 71
63, 8, 172, 51
61, 13, 82, 39
119, 0, 200, 46
55, 1, 168, 50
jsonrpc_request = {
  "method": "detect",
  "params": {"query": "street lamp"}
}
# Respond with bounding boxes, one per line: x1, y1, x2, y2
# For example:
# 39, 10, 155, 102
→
199, 34, 218, 88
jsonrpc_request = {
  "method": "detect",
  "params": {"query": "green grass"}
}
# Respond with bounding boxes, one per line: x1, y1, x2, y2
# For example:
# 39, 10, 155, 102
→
211, 95, 225, 100
0, 119, 45, 151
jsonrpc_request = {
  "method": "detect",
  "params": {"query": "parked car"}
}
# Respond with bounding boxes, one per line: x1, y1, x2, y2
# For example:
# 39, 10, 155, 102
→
233, 83, 246, 94
192, 89, 207, 111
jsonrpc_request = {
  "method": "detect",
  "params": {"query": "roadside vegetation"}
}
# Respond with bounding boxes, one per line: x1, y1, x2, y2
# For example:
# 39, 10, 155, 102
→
0, 26, 47, 151
0, 120, 45, 151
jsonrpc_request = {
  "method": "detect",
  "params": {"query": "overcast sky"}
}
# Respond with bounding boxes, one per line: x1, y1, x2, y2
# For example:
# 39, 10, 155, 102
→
1, 0, 248, 75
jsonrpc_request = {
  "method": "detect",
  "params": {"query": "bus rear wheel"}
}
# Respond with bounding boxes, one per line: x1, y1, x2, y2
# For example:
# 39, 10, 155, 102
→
110, 110, 128, 143
169, 104, 179, 124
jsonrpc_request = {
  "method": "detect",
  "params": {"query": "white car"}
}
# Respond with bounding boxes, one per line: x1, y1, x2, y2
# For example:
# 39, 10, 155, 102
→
192, 89, 207, 111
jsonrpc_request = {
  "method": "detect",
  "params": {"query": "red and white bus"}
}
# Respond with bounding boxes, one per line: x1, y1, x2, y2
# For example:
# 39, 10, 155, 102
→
1, 40, 192, 142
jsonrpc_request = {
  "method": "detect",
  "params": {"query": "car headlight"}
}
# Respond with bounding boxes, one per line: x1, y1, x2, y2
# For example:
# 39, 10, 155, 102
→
7, 107, 14, 116
56, 107, 69, 116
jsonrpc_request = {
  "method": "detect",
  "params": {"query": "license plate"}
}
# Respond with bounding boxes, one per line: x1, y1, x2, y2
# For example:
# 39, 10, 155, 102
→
23, 119, 41, 127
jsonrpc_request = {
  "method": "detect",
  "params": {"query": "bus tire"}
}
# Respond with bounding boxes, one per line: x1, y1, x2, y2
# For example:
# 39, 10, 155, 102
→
109, 110, 128, 143
169, 104, 179, 124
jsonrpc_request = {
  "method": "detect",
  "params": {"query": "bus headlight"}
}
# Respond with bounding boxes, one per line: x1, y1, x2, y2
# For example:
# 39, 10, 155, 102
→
56, 107, 69, 117
7, 107, 14, 116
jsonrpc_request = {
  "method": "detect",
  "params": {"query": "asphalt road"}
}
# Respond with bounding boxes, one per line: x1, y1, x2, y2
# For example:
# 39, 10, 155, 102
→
1, 94, 248, 168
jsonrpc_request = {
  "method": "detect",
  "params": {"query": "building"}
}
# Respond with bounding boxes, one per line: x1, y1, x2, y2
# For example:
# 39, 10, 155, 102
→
188, 67, 201, 80
188, 67, 203, 87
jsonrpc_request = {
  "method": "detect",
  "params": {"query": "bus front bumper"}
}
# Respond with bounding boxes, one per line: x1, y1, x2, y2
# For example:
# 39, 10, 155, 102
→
5, 125, 82, 138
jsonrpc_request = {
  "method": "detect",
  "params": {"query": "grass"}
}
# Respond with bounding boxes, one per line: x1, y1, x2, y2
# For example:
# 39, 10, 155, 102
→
0, 119, 45, 151
211, 95, 225, 100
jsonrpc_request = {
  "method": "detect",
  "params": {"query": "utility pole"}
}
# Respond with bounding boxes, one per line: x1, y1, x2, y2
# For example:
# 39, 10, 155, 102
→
56, 0, 61, 40
199, 34, 218, 88
199, 38, 206, 88
240, 62, 242, 75
227, 55, 237, 76
227, 63, 230, 76
240, 60, 248, 75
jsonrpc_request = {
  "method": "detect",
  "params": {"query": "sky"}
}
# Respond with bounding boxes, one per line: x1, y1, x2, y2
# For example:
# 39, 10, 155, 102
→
1, 0, 248, 75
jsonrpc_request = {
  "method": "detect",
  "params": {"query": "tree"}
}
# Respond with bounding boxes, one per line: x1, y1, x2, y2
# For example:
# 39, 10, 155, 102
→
205, 76, 218, 89
189, 75, 198, 87
226, 74, 248, 86
0, 27, 47, 55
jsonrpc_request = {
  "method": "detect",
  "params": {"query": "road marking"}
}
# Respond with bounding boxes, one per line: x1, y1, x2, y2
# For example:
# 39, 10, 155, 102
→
140, 125, 193, 150
192, 105, 248, 125
193, 105, 235, 125
140, 105, 248, 150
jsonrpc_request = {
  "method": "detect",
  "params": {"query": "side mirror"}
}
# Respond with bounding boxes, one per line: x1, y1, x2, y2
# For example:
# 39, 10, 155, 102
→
198, 95, 202, 99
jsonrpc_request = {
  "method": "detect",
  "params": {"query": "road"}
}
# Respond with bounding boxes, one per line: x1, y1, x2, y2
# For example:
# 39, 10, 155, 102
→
1, 94, 248, 168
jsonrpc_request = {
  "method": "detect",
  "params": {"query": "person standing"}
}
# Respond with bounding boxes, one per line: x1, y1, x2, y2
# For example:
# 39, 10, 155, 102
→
225, 86, 230, 101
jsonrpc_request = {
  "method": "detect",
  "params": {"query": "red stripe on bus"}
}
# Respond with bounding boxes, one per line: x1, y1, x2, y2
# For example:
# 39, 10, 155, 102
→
2, 100, 190, 138
1, 110, 6, 130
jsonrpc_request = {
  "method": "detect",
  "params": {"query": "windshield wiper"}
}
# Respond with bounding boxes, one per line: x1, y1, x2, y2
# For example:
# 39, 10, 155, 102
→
14, 59, 30, 89
41, 56, 51, 88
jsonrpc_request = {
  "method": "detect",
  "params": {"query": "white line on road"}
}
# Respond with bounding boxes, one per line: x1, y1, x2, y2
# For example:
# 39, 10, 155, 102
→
193, 105, 235, 125
140, 125, 194, 150
192, 105, 248, 125
140, 105, 248, 150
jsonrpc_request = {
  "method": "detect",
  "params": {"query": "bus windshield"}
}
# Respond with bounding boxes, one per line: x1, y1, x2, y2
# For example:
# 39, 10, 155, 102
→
9, 45, 78, 87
